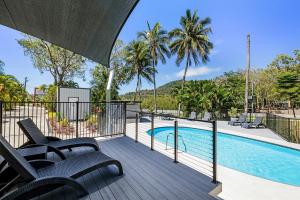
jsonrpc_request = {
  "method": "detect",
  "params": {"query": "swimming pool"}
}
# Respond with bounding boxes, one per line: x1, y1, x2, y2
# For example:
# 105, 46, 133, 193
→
147, 127, 300, 186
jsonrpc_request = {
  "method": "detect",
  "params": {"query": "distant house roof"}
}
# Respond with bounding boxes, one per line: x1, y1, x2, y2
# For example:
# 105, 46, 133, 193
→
0, 0, 139, 66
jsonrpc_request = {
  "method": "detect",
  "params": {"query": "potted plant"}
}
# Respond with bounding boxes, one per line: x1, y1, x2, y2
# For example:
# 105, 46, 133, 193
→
228, 107, 238, 121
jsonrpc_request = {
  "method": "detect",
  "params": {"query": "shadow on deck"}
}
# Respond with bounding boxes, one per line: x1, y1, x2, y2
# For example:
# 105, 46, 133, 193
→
36, 136, 219, 200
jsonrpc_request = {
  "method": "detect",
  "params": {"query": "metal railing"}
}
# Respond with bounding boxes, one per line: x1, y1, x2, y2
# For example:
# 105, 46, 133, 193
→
266, 113, 300, 143
0, 101, 128, 148
126, 110, 218, 183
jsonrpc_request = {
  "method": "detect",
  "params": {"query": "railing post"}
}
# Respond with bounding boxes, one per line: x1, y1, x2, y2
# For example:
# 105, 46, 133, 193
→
123, 102, 127, 136
135, 113, 139, 142
288, 117, 291, 140
174, 120, 178, 163
151, 112, 154, 151
75, 101, 79, 138
212, 120, 217, 183
0, 101, 2, 136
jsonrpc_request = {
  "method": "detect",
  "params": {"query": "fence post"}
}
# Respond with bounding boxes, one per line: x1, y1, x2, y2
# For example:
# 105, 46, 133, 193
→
174, 120, 178, 163
212, 120, 217, 183
135, 113, 139, 142
0, 101, 2, 135
288, 117, 291, 141
75, 101, 79, 138
151, 112, 154, 151
123, 102, 127, 136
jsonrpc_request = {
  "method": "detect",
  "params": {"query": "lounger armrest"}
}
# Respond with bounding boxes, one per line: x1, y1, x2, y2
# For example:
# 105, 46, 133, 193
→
19, 141, 34, 148
46, 136, 61, 141
18, 144, 45, 149
29, 160, 55, 169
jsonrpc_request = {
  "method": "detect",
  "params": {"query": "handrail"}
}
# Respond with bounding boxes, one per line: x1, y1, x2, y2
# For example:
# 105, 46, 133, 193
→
131, 108, 218, 183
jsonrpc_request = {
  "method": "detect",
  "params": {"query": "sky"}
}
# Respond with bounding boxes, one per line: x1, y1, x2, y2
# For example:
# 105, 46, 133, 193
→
0, 0, 300, 94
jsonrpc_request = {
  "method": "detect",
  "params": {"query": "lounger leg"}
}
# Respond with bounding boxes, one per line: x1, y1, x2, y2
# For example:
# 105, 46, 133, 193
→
113, 160, 123, 176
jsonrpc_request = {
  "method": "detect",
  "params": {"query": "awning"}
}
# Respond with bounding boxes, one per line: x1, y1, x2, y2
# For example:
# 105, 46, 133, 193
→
0, 0, 139, 66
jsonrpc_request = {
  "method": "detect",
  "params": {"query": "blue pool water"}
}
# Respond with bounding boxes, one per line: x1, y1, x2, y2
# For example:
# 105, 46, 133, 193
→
147, 127, 300, 186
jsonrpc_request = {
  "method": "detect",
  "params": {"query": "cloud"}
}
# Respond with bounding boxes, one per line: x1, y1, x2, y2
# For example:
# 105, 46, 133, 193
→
176, 66, 220, 78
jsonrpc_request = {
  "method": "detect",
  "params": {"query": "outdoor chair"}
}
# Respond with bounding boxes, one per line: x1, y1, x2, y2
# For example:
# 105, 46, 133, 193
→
201, 112, 212, 121
0, 135, 123, 199
17, 118, 100, 152
241, 117, 265, 129
228, 115, 247, 126
188, 112, 197, 120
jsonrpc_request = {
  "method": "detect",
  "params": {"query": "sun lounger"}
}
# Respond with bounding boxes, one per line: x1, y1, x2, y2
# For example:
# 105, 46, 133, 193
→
241, 117, 265, 129
202, 112, 211, 121
17, 118, 99, 152
0, 135, 123, 199
228, 115, 247, 126
189, 112, 197, 120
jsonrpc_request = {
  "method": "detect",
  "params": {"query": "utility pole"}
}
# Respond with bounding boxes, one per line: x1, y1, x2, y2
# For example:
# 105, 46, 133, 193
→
244, 34, 250, 114
24, 77, 28, 91
24, 77, 28, 101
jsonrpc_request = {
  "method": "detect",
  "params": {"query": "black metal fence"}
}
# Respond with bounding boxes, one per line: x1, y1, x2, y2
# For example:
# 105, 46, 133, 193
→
126, 110, 218, 183
266, 113, 300, 143
0, 101, 127, 148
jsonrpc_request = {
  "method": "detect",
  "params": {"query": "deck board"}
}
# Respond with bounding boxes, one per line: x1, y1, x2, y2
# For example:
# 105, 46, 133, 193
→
36, 136, 217, 200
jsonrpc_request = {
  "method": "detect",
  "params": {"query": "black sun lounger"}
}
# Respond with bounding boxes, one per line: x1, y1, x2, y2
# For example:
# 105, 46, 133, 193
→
228, 115, 247, 126
17, 118, 99, 151
0, 135, 123, 200
241, 117, 265, 129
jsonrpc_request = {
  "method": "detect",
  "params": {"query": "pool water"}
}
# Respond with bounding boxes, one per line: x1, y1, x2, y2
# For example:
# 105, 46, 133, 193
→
147, 127, 300, 186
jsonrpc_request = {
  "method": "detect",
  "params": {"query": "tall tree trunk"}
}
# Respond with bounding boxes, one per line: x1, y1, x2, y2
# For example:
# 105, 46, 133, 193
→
292, 101, 296, 118
178, 57, 190, 116
138, 76, 141, 101
134, 74, 139, 101
153, 61, 157, 113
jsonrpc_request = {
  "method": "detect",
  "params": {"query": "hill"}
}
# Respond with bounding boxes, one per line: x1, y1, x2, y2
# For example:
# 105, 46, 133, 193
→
120, 80, 181, 100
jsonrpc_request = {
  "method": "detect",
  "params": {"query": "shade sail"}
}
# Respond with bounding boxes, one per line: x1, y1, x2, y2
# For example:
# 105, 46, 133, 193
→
0, 0, 139, 66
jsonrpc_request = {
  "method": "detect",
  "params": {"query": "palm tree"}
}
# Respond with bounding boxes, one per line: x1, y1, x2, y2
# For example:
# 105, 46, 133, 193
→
138, 22, 170, 113
169, 9, 213, 85
169, 9, 213, 115
124, 40, 154, 101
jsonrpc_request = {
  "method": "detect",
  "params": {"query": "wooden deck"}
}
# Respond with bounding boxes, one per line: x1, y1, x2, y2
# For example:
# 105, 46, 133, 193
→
36, 136, 218, 200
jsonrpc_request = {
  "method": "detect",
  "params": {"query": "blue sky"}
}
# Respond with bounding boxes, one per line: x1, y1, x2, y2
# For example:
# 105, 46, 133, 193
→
0, 0, 300, 94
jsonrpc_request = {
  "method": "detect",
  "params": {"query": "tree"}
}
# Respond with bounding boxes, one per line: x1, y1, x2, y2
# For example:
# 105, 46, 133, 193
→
277, 71, 300, 118
124, 40, 154, 101
215, 71, 245, 110
253, 68, 280, 109
169, 9, 213, 85
18, 36, 86, 86
61, 80, 79, 88
138, 22, 170, 112
90, 39, 130, 102
0, 74, 27, 102
90, 65, 120, 102
267, 49, 300, 115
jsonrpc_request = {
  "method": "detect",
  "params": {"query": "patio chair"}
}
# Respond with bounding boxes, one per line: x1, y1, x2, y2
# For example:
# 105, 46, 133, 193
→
0, 135, 123, 199
201, 112, 211, 121
17, 118, 100, 152
241, 117, 265, 129
228, 114, 247, 126
188, 112, 197, 120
